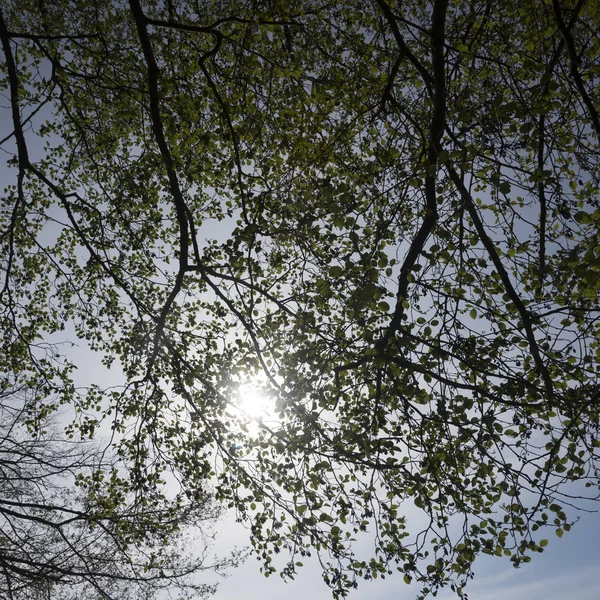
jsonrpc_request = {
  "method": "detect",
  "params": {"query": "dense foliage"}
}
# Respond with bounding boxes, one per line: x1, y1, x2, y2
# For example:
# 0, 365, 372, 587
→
1, 0, 599, 598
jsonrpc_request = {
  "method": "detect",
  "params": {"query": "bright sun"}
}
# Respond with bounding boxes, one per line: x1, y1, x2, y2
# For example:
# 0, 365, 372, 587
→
235, 381, 273, 421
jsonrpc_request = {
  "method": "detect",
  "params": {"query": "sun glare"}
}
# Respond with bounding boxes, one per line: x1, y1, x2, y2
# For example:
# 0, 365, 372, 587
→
235, 381, 273, 421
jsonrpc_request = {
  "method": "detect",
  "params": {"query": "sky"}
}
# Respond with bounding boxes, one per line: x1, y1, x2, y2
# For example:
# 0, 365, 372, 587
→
1, 16, 599, 600
42, 336, 600, 600
212, 506, 600, 600
1, 158, 598, 600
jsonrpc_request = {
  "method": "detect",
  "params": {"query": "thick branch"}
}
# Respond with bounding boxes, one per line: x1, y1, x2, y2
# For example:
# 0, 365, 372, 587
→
379, 0, 448, 346
0, 7, 30, 301
374, 0, 434, 95
128, 0, 193, 371
552, 0, 600, 136
537, 114, 547, 283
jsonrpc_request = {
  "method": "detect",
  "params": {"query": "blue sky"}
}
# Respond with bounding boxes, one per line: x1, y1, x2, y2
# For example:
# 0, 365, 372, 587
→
213, 508, 600, 600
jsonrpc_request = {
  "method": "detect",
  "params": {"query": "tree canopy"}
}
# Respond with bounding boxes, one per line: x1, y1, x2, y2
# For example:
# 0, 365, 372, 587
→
1, 0, 599, 598
0, 384, 237, 600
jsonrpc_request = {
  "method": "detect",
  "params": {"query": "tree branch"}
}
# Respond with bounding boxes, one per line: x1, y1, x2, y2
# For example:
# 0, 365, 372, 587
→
552, 0, 600, 136
128, 0, 194, 372
445, 165, 555, 400
379, 0, 448, 347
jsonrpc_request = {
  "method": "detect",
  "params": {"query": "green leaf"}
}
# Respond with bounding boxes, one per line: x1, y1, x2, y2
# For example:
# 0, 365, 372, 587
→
499, 182, 511, 195
574, 211, 591, 224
